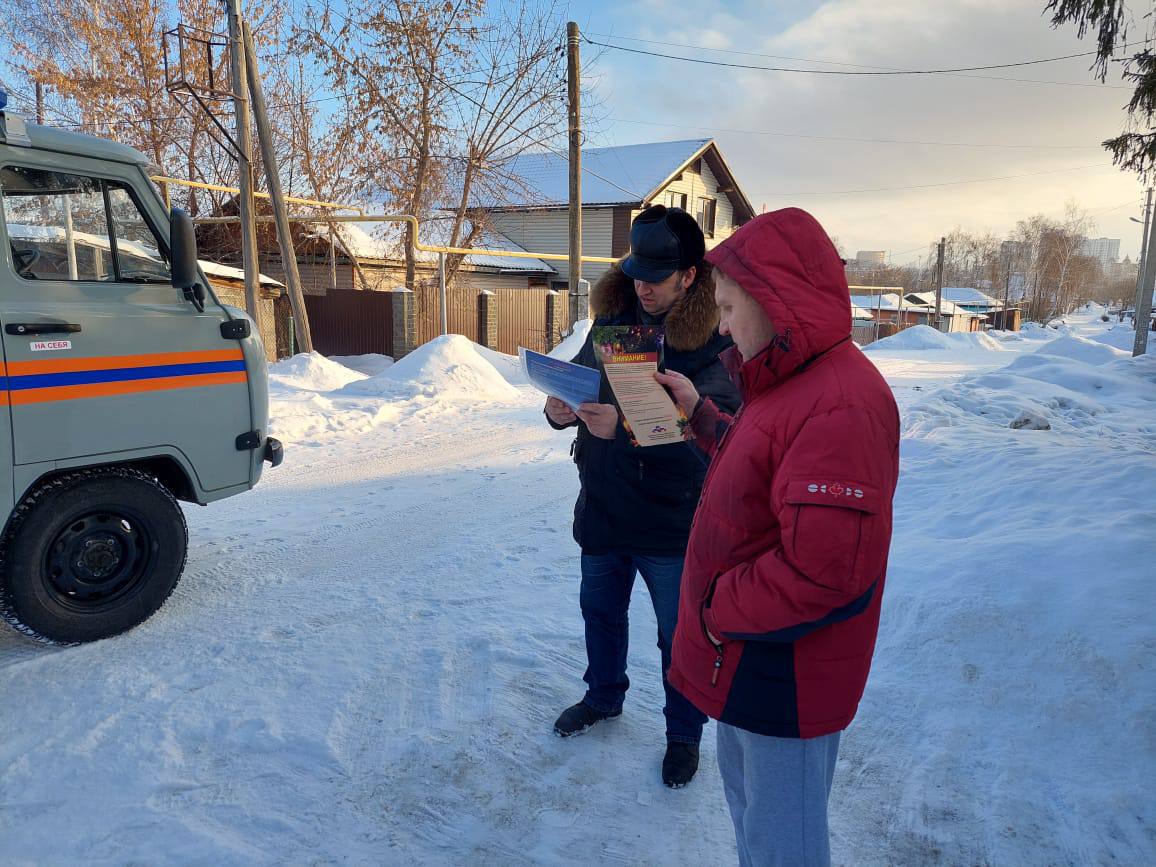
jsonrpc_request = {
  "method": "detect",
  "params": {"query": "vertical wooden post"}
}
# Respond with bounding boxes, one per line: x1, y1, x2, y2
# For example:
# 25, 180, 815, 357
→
243, 20, 313, 352
934, 237, 945, 332
225, 0, 261, 323
566, 22, 583, 324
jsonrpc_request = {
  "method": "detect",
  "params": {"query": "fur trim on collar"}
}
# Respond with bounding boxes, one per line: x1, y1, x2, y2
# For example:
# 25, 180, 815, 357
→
589, 260, 720, 351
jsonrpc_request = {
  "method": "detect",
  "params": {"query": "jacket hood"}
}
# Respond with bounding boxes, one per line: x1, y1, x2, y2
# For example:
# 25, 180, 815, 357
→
590, 259, 720, 352
705, 208, 851, 391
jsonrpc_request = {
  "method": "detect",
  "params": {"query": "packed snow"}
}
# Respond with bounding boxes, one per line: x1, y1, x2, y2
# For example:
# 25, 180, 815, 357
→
866, 323, 1006, 353
1, 312, 1153, 865
338, 334, 520, 402
268, 352, 369, 392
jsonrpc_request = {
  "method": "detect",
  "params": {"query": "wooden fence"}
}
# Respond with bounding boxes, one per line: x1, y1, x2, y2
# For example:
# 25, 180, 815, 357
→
293, 284, 571, 359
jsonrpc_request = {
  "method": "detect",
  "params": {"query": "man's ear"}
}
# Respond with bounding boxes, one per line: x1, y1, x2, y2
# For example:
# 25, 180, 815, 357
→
682, 265, 697, 290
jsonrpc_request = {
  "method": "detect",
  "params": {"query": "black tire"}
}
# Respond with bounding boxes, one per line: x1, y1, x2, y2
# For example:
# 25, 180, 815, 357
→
0, 467, 188, 644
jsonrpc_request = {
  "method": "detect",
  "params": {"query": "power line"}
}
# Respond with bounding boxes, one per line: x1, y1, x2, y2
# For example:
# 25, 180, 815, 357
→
603, 116, 1103, 151
585, 32, 1146, 70
429, 73, 643, 201
750, 162, 1112, 197
583, 35, 1133, 88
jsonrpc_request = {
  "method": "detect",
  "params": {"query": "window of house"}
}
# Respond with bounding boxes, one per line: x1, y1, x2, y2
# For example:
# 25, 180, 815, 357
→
697, 197, 717, 238
665, 191, 688, 211
1, 165, 170, 283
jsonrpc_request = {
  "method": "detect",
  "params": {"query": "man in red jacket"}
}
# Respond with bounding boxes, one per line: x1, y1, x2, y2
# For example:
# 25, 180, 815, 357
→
656, 208, 900, 866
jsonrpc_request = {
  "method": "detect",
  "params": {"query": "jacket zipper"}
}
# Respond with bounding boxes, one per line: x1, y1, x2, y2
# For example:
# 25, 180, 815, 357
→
711, 645, 725, 686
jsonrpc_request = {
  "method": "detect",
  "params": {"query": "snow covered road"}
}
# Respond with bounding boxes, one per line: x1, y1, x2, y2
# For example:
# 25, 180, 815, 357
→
1, 311, 1153, 865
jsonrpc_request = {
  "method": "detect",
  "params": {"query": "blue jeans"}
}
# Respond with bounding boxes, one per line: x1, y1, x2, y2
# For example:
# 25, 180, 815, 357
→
579, 552, 707, 744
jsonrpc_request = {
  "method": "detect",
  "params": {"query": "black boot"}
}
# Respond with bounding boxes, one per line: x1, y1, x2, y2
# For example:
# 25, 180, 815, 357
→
553, 701, 622, 737
662, 742, 700, 788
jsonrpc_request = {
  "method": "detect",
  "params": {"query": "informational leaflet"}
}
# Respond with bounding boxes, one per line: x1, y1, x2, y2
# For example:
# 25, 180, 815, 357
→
519, 347, 601, 411
592, 326, 687, 447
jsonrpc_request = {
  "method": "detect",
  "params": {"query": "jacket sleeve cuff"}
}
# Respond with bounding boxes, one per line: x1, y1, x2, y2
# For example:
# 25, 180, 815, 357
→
688, 398, 728, 453
545, 410, 578, 430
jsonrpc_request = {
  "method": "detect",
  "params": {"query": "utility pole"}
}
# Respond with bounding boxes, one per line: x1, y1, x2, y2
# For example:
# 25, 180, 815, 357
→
934, 236, 945, 332
566, 21, 584, 325
243, 20, 312, 353
225, 0, 261, 324
1135, 188, 1156, 356
1002, 248, 1012, 318
1131, 187, 1152, 322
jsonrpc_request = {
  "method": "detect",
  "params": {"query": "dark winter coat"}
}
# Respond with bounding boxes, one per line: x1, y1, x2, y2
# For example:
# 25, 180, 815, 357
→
550, 262, 740, 554
668, 209, 901, 739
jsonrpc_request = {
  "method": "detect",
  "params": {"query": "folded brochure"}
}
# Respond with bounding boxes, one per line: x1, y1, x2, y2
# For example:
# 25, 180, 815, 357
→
519, 347, 600, 411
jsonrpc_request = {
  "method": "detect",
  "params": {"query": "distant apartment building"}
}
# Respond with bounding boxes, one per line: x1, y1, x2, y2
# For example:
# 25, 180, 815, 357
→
1078, 237, 1121, 268
854, 250, 886, 266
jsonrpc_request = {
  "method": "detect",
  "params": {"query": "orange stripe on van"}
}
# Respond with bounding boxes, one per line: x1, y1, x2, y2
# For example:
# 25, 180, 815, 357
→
7, 349, 245, 376
9, 371, 248, 404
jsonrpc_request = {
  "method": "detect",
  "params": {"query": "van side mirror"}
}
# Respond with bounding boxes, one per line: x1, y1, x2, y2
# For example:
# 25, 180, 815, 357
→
170, 208, 205, 308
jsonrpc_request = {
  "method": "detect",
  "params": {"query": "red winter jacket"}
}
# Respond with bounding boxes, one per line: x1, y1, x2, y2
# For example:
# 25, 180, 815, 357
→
668, 209, 900, 739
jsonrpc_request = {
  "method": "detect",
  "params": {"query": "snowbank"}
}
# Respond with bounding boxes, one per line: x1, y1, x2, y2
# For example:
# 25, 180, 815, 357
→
476, 345, 530, 387
865, 325, 1005, 352
905, 348, 1156, 450
1090, 324, 1154, 355
549, 319, 592, 359
268, 352, 368, 392
1032, 334, 1128, 366
339, 334, 519, 401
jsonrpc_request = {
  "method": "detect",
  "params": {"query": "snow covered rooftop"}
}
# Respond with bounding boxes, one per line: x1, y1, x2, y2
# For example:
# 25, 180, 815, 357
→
850, 293, 905, 312
197, 259, 284, 289
316, 221, 555, 273
904, 292, 977, 317
476, 139, 712, 208
941, 287, 1001, 307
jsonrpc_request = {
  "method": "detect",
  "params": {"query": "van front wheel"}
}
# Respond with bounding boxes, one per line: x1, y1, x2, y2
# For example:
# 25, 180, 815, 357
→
0, 468, 188, 644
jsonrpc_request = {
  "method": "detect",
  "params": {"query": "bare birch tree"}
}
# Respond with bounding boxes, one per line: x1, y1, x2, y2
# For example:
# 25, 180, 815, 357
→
293, 0, 568, 291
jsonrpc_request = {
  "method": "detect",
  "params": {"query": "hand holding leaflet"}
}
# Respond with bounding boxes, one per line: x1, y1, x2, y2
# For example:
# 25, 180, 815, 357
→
519, 347, 601, 411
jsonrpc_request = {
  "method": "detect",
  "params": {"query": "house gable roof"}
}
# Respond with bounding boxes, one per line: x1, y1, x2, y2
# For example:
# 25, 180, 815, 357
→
479, 138, 756, 222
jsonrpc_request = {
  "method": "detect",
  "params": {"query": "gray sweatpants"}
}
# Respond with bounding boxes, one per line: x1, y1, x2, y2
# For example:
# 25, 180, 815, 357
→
716, 722, 842, 867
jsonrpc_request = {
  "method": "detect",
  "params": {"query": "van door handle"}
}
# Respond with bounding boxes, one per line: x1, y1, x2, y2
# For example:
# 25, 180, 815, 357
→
5, 323, 83, 336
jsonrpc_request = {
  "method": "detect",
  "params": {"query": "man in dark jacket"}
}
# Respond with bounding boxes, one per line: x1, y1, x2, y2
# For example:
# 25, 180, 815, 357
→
544, 205, 739, 788
657, 208, 899, 865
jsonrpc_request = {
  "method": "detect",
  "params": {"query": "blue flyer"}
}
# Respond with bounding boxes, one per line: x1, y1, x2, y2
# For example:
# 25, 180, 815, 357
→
519, 347, 601, 411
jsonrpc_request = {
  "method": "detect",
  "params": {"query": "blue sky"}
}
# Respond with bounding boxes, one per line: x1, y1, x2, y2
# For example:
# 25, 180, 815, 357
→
552, 0, 1144, 263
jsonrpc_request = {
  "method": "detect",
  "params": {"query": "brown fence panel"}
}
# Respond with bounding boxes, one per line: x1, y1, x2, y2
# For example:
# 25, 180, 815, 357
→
302, 289, 394, 357
412, 281, 481, 346
494, 288, 550, 354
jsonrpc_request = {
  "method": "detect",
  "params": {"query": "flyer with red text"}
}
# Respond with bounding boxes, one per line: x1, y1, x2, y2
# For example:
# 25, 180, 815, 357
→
592, 325, 687, 447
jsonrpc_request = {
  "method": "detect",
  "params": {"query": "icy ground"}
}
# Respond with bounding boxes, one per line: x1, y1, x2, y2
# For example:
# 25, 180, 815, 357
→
1, 308, 1153, 865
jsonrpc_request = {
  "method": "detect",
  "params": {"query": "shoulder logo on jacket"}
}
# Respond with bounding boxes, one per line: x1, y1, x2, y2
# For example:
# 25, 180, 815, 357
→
807, 482, 864, 499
